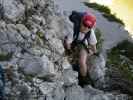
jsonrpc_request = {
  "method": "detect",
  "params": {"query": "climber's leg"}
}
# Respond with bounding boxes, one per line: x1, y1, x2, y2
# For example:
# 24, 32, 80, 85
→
79, 48, 88, 77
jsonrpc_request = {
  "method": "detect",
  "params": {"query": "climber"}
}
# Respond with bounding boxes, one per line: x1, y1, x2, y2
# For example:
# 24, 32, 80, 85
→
64, 11, 97, 83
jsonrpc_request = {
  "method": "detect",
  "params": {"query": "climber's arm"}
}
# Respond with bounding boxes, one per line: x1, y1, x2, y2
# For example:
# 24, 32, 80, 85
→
88, 44, 97, 56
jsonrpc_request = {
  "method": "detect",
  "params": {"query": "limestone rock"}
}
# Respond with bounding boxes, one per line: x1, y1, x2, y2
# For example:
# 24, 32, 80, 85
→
3, 0, 25, 22
62, 69, 78, 86
89, 54, 106, 89
19, 54, 56, 78
65, 85, 85, 100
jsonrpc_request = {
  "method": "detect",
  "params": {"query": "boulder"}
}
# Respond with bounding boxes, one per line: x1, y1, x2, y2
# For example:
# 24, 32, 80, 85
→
89, 54, 106, 89
16, 24, 31, 39
65, 85, 85, 100
19, 54, 56, 78
62, 69, 78, 86
48, 38, 64, 55
3, 0, 25, 22
39, 82, 65, 100
84, 85, 129, 100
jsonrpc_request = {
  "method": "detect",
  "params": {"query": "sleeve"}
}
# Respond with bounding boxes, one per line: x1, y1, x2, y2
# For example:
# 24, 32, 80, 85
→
89, 29, 97, 45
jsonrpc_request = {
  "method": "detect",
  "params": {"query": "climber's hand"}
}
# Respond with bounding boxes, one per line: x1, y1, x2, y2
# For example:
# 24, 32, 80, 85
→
88, 49, 94, 56
93, 52, 100, 57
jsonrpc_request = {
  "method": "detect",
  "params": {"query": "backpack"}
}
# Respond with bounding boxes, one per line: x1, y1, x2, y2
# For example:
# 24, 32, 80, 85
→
69, 11, 91, 46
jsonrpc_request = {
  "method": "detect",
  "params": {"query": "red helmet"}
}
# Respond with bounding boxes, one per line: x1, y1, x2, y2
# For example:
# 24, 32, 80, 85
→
82, 13, 96, 28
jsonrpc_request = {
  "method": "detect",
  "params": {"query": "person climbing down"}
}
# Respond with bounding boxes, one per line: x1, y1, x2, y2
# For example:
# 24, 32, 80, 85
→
64, 11, 97, 86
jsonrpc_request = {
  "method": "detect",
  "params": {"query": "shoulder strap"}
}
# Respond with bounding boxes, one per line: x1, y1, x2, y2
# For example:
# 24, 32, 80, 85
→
73, 24, 80, 41
81, 30, 91, 45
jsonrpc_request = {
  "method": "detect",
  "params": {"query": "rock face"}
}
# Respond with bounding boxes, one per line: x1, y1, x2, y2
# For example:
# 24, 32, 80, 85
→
89, 54, 106, 89
19, 54, 56, 77
3, 0, 25, 22
83, 85, 130, 100
65, 85, 85, 100
0, 0, 132, 99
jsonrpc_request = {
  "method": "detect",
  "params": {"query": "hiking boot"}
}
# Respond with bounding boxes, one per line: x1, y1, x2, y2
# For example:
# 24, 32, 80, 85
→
78, 75, 94, 87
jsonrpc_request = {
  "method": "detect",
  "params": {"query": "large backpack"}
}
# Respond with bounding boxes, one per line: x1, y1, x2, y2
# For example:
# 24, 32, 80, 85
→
69, 11, 91, 46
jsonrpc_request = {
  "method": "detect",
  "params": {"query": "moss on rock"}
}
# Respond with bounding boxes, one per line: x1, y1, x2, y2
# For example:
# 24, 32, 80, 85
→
83, 2, 124, 25
0, 52, 13, 61
95, 28, 104, 51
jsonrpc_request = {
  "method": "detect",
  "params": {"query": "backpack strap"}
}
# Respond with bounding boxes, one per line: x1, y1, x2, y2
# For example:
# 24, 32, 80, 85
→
81, 30, 91, 46
73, 24, 80, 41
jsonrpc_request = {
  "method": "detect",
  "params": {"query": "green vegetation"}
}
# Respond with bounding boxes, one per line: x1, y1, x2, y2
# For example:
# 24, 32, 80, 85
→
0, 52, 13, 61
36, 31, 44, 39
95, 28, 104, 51
103, 14, 124, 25
84, 2, 111, 14
83, 2, 124, 25
107, 40, 133, 81
25, 74, 34, 81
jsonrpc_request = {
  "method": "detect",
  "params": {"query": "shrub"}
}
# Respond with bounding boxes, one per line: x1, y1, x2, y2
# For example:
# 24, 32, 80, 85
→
0, 52, 13, 61
107, 40, 133, 81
